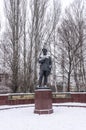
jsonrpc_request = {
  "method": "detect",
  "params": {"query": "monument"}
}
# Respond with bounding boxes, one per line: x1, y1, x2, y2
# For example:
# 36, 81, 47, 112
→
34, 48, 53, 114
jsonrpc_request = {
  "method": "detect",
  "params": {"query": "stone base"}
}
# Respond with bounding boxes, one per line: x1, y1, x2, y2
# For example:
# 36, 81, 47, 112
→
34, 88, 53, 114
34, 108, 53, 114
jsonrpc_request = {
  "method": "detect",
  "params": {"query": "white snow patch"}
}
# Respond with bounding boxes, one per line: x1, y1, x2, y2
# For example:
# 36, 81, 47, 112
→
0, 103, 86, 130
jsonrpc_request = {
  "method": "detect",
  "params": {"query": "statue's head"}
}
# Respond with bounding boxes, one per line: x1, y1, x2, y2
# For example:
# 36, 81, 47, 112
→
42, 48, 47, 55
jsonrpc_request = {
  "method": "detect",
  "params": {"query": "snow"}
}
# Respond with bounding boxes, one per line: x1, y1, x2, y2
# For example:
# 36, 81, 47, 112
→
0, 103, 86, 130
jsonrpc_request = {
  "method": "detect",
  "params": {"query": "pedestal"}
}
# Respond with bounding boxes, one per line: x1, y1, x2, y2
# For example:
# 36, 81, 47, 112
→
34, 88, 53, 114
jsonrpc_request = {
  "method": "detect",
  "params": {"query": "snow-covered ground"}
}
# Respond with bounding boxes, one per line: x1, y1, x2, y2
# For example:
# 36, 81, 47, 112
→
0, 103, 86, 130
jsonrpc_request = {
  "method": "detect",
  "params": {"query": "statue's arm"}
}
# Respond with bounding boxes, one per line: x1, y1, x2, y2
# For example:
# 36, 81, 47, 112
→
38, 56, 46, 64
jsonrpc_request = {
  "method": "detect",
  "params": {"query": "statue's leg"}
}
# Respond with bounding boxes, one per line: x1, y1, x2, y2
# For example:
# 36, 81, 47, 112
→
44, 71, 48, 86
39, 70, 44, 87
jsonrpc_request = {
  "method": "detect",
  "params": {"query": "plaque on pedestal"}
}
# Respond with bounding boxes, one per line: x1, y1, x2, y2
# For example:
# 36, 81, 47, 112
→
34, 88, 53, 114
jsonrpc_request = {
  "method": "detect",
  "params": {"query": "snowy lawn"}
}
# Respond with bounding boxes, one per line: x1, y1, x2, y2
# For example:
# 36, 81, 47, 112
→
0, 103, 86, 130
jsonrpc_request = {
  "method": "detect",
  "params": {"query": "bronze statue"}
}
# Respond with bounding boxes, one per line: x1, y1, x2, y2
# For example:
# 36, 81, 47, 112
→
37, 48, 52, 88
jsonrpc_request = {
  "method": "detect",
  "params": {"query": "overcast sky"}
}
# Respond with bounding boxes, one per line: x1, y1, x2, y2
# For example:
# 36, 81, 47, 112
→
61, 0, 74, 7
0, 0, 74, 19
0, 0, 74, 35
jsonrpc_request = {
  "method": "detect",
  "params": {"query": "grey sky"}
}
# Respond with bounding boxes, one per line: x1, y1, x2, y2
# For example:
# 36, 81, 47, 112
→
0, 0, 5, 35
0, 0, 74, 18
0, 0, 74, 35
61, 0, 74, 8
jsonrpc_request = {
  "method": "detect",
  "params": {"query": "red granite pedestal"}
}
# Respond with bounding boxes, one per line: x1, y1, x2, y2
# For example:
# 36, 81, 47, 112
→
34, 88, 53, 114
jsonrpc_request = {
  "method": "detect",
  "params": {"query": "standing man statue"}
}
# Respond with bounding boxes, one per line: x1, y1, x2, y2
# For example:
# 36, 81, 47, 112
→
37, 48, 52, 88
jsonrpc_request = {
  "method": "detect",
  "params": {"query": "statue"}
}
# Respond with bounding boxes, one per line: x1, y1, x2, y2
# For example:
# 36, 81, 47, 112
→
37, 48, 52, 88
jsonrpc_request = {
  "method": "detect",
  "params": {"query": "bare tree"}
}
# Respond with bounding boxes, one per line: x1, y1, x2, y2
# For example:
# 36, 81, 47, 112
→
3, 0, 23, 92
21, 0, 27, 92
58, 18, 74, 91
52, 0, 61, 89
58, 0, 86, 91
27, 0, 50, 91
27, 0, 61, 91
42, 0, 61, 89
72, 0, 86, 91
